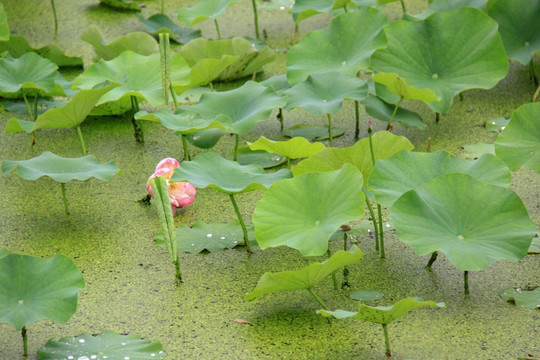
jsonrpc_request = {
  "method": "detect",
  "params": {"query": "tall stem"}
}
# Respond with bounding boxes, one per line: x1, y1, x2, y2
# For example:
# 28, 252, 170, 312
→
386, 97, 402, 132
532, 83, 540, 103
234, 133, 239, 161
181, 134, 190, 161
76, 126, 87, 156
160, 0, 165, 14
22, 93, 34, 120
363, 193, 380, 252
326, 113, 333, 147
251, 0, 260, 39
327, 248, 338, 290
61, 183, 70, 223
426, 251, 438, 269
229, 194, 251, 252
530, 58, 538, 86
354, 100, 360, 139
170, 84, 178, 108
307, 288, 328, 310
399, 0, 406, 13
50, 0, 58, 40
377, 203, 385, 258
22, 326, 28, 357
464, 271, 469, 295
174, 258, 183, 283
278, 108, 284, 132
130, 96, 144, 144
382, 324, 391, 359
214, 19, 221, 40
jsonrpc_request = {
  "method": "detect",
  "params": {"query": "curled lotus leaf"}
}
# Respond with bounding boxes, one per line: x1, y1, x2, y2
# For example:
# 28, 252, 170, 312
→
140, 14, 202, 44
248, 136, 326, 159
372, 72, 439, 102
0, 52, 58, 94
362, 96, 426, 129
0, 35, 83, 67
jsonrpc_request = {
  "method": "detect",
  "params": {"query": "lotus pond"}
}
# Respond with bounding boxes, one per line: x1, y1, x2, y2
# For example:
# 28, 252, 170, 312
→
0, 0, 539, 359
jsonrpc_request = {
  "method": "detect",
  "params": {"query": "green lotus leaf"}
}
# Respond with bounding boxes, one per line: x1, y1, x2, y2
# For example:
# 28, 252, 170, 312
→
404, 0, 487, 20
0, 3, 8, 41
73, 51, 190, 107
461, 143, 495, 159
318, 297, 445, 325
172, 81, 286, 135
4, 118, 35, 134
282, 124, 345, 141
501, 288, 540, 309
257, 0, 294, 10
362, 96, 426, 129
33, 83, 119, 130
253, 164, 365, 256
0, 52, 58, 93
485, 116, 510, 133
248, 136, 326, 159
371, 7, 508, 114
391, 173, 537, 271
349, 290, 385, 302
372, 72, 439, 102
140, 14, 202, 44
81, 25, 158, 61
245, 245, 363, 301
99, 0, 142, 11
0, 249, 9, 259
186, 128, 227, 149
487, 0, 540, 65
260, 74, 291, 95
291, 0, 349, 23
177, 0, 241, 27
0, 254, 84, 330
292, 131, 414, 186
0, 35, 83, 67
529, 236, 540, 254
495, 102, 540, 173
38, 332, 166, 359
283, 72, 368, 115
286, 8, 388, 85
170, 152, 292, 195
369, 150, 512, 206
227, 145, 287, 168
135, 108, 225, 135
2, 151, 121, 183
4, 98, 66, 116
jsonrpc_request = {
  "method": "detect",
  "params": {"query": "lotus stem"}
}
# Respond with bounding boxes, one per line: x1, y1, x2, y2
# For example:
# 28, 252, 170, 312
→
436, 112, 440, 123
214, 19, 221, 40
229, 194, 252, 253
130, 96, 144, 144
399, 0, 406, 14
22, 93, 34, 120
377, 203, 385, 259
382, 324, 392, 359
307, 288, 328, 310
234, 133, 239, 161
33, 93, 38, 119
532, 83, 540, 103
426, 137, 432, 152
278, 108, 284, 132
60, 183, 70, 223
343, 3, 348, 12
326, 113, 333, 147
170, 84, 178, 108
174, 258, 183, 283
327, 248, 338, 290
50, 0, 58, 40
459, 92, 464, 101
363, 193, 380, 252
426, 251, 438, 269
159, 33, 171, 105
22, 326, 28, 357
530, 58, 538, 87
387, 97, 402, 132
354, 100, 360, 139
76, 125, 87, 156
251, 0, 260, 39
181, 134, 190, 161
160, 0, 165, 14
464, 271, 469, 295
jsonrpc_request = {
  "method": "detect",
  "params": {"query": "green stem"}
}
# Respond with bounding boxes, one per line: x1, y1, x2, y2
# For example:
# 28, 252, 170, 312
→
209, 82, 215, 91
363, 194, 379, 252
251, 0, 260, 39
159, 33, 170, 105
181, 134, 190, 161
343, 3, 348, 12
61, 183, 70, 223
174, 258, 183, 283
426, 251, 438, 269
436, 112, 440, 123
327, 248, 338, 290
278, 108, 284, 132
22, 93, 33, 119
33, 93, 38, 119
170, 84, 178, 108
530, 58, 538, 87
307, 288, 328, 310
229, 194, 251, 253
377, 203, 385, 259
76, 126, 87, 156
459, 92, 464, 101
354, 100, 360, 139
130, 96, 144, 144
387, 97, 402, 132
464, 271, 469, 295
214, 19, 221, 40
399, 0, 406, 13
161, 0, 165, 14
234, 133, 239, 161
532, 83, 540, 103
22, 326, 28, 357
50, 0, 58, 40
326, 113, 333, 147
382, 324, 391, 359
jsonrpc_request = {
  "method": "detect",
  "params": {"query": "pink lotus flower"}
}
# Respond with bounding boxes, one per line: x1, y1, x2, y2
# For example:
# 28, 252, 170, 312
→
147, 157, 196, 216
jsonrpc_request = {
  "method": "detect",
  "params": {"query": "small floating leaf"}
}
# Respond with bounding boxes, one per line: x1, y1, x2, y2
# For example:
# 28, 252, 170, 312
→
501, 288, 540, 309
349, 290, 385, 302
485, 117, 510, 133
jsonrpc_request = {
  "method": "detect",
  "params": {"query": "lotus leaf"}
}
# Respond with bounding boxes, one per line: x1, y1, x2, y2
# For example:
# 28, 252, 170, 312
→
253, 164, 365, 256
317, 297, 445, 324
245, 245, 363, 301
0, 35, 83, 67
283, 72, 368, 115
286, 8, 388, 85
461, 143, 495, 159
362, 96, 426, 129
495, 102, 540, 173
391, 173, 537, 271
4, 118, 37, 134
136, 109, 225, 135
371, 7, 508, 114
404, 0, 487, 20
0, 249, 9, 259
4, 98, 65, 117
2, 151, 121, 183
38, 332, 166, 359
372, 72, 439, 102
258, 0, 294, 10
487, 0, 540, 65
228, 146, 287, 168
349, 290, 385, 302
501, 288, 540, 309
291, 0, 349, 24
292, 131, 414, 186
248, 136, 326, 159
0, 254, 84, 330
73, 51, 190, 107
99, 0, 142, 11
485, 116, 510, 133
0, 3, 8, 41
529, 236, 540, 254
369, 151, 512, 206
260, 74, 291, 94
81, 25, 158, 61
186, 128, 227, 149
177, 0, 241, 27
140, 14, 202, 44
0, 52, 58, 93
282, 124, 345, 141
171, 152, 292, 195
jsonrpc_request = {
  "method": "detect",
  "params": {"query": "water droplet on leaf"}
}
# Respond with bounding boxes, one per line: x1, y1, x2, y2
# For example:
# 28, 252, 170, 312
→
207, 233, 213, 238
458, 235, 464, 240
18, 299, 24, 304
78, 339, 86, 343
432, 73, 438, 79
271, 155, 281, 162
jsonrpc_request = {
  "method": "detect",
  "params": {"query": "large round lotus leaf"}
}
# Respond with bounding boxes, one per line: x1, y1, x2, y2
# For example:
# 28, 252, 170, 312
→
404, 0, 487, 20
286, 8, 388, 85
372, 72, 439, 102
249, 136, 326, 159
140, 14, 202, 44
253, 164, 365, 256
73, 51, 190, 107
391, 173, 537, 271
291, 0, 348, 23
487, 0, 540, 65
495, 100, 540, 173
2, 151, 121, 183
318, 297, 445, 325
283, 72, 368, 115
81, 25, 158, 61
369, 151, 512, 206
0, 35, 83, 67
362, 96, 426, 129
177, 0, 241, 27
245, 246, 363, 301
371, 7, 508, 114
38, 332, 166, 360
0, 254, 84, 331
0, 3, 8, 41
0, 52, 58, 93
170, 152, 292, 195
292, 131, 414, 186
173, 81, 286, 135
135, 108, 226, 135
